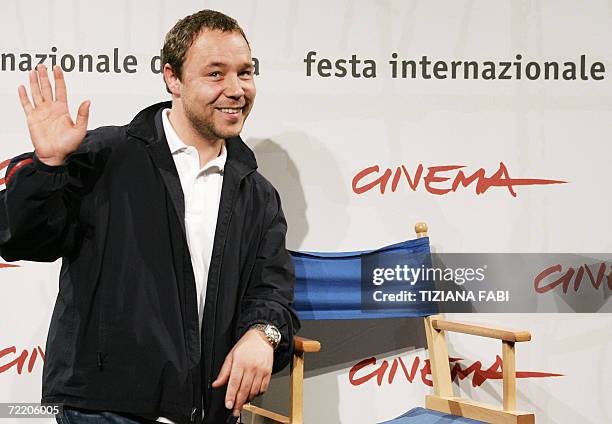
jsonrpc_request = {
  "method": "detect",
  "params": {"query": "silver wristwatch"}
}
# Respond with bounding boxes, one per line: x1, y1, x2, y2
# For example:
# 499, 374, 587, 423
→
251, 323, 281, 350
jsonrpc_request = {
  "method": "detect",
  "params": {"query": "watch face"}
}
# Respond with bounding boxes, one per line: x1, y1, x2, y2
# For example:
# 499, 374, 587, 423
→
265, 325, 281, 345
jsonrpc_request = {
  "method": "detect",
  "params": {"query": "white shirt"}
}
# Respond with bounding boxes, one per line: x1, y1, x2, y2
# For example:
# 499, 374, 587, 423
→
162, 108, 226, 331
157, 109, 225, 423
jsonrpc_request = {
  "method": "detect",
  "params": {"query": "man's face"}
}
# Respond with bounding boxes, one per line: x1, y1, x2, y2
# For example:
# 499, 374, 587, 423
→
177, 30, 256, 141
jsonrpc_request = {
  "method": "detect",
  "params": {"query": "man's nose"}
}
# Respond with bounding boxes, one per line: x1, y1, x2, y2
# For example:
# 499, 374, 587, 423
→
224, 74, 245, 99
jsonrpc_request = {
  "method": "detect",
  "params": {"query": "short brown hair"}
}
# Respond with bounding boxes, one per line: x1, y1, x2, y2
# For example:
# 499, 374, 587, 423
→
161, 10, 249, 91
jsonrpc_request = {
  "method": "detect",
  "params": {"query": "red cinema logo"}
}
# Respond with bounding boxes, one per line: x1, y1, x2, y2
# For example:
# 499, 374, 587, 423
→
352, 162, 566, 197
1, 156, 24, 268
0, 346, 45, 375
0, 158, 9, 187
349, 354, 561, 388
534, 262, 612, 294
1, 157, 33, 187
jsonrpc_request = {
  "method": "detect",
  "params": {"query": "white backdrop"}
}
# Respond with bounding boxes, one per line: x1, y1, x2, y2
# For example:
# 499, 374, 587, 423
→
1, 1, 611, 423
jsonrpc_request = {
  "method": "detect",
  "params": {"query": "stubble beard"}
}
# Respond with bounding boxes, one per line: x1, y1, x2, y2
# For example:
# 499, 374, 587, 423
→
184, 103, 243, 141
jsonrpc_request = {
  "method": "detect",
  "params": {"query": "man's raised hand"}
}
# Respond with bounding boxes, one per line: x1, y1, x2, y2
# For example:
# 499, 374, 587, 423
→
18, 64, 90, 166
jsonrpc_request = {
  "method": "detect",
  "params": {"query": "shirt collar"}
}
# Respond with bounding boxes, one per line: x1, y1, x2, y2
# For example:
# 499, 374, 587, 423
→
162, 108, 227, 173
161, 108, 185, 154
206, 143, 227, 173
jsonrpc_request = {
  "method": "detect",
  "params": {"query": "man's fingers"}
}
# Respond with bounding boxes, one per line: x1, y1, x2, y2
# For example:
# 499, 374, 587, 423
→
18, 86, 33, 115
249, 374, 263, 400
212, 354, 233, 389
259, 374, 271, 394
53, 65, 68, 103
75, 100, 90, 130
38, 64, 53, 102
28, 69, 43, 106
233, 371, 254, 416
224, 365, 243, 410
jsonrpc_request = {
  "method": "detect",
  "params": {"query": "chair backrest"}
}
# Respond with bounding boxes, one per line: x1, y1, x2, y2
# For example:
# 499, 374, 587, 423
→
290, 230, 437, 320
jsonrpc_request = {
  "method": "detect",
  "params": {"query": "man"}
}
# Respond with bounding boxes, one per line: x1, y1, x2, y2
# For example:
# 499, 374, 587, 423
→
0, 9, 299, 424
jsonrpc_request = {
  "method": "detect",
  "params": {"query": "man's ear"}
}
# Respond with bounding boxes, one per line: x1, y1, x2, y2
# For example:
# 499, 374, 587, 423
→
163, 64, 181, 96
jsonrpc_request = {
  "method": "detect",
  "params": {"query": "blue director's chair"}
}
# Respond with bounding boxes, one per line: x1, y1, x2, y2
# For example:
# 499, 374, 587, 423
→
244, 223, 535, 424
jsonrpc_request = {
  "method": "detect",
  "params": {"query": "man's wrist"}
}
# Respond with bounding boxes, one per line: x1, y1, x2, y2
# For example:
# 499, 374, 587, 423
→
33, 152, 67, 168
250, 323, 281, 350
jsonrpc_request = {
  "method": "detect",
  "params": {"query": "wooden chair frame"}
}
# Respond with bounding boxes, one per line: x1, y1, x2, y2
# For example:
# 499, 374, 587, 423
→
245, 222, 536, 424
417, 222, 535, 424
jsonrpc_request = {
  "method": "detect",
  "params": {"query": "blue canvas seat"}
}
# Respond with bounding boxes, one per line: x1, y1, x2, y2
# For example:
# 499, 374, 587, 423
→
380, 407, 485, 423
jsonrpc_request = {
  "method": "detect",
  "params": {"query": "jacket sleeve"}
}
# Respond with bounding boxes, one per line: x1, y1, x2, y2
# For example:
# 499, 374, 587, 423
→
0, 152, 85, 262
236, 188, 301, 373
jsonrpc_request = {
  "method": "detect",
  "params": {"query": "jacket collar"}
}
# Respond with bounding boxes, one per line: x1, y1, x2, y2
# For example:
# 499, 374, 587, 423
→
126, 101, 258, 177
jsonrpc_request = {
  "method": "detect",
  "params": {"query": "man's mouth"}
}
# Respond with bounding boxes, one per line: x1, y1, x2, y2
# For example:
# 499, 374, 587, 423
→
216, 106, 245, 123
217, 107, 243, 114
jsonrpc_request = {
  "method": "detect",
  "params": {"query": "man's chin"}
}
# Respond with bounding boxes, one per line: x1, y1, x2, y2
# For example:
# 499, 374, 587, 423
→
186, 111, 244, 141
213, 131, 241, 140
192, 124, 243, 141
213, 123, 244, 140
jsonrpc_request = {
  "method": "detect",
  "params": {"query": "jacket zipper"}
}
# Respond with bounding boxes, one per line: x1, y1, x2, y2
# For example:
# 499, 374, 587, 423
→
206, 170, 255, 395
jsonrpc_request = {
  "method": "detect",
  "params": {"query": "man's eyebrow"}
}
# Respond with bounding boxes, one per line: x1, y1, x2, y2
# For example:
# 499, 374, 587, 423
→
202, 61, 254, 70
203, 61, 227, 68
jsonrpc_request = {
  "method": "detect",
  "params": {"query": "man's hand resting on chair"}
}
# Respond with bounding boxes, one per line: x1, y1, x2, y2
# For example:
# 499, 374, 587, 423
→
212, 328, 274, 417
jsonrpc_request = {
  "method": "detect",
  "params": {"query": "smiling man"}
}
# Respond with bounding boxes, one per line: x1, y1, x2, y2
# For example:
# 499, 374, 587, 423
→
0, 10, 299, 424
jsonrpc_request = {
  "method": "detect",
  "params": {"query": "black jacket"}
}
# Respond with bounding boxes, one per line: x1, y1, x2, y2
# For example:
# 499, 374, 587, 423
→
0, 102, 300, 423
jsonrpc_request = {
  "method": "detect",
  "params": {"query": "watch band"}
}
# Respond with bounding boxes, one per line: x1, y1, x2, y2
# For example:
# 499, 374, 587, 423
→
251, 323, 281, 350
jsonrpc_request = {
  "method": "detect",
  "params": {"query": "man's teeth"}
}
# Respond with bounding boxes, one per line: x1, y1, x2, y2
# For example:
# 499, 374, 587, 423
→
220, 108, 241, 113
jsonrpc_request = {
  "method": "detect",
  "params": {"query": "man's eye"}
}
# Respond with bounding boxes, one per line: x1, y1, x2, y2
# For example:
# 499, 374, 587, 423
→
209, 71, 221, 78
240, 70, 252, 76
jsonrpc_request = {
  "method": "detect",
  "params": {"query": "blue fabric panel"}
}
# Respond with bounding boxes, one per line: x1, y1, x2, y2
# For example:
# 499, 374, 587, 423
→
290, 237, 438, 320
379, 407, 485, 424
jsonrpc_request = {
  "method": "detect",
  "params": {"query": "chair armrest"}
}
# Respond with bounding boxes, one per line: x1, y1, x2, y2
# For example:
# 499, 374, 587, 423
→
294, 336, 321, 353
432, 319, 531, 342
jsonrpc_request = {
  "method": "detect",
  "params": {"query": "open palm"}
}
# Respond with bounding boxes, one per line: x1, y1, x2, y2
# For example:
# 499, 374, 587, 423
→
18, 64, 90, 166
